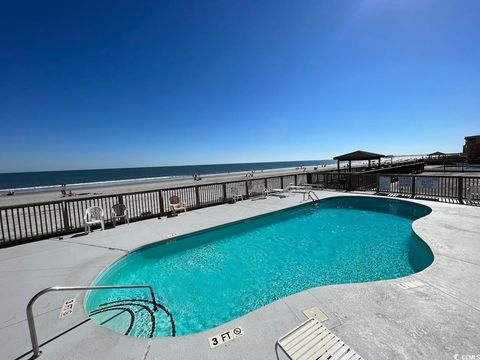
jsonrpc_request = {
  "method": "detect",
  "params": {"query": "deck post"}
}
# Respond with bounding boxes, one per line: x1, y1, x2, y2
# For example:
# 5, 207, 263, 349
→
222, 183, 227, 203
457, 177, 463, 203
280, 176, 284, 189
61, 202, 69, 232
195, 186, 200, 208
159, 191, 164, 215
245, 180, 249, 199
411, 177, 416, 198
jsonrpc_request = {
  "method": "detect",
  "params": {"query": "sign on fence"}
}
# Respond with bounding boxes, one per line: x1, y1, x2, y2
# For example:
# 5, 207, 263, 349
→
399, 176, 412, 188
379, 176, 391, 191
418, 177, 439, 189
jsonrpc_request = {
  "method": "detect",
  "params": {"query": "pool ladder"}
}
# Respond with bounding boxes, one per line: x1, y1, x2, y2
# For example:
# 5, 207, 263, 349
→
26, 285, 175, 359
306, 191, 320, 202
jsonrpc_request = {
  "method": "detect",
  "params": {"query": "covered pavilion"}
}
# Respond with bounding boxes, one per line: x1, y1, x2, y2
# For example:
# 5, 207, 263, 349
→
333, 150, 385, 172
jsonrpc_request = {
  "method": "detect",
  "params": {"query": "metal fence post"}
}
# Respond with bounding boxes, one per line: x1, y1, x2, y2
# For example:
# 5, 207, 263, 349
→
222, 183, 227, 203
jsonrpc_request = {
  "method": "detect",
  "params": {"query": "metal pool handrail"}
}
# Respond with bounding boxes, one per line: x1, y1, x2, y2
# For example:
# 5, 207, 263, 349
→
26, 285, 157, 359
307, 191, 320, 202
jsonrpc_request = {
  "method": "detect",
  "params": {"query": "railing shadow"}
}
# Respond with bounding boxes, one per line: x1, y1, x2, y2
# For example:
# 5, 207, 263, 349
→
13, 319, 90, 360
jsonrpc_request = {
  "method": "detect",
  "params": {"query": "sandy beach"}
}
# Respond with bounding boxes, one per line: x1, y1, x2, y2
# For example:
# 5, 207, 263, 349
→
0, 157, 431, 207
0, 165, 338, 207
3, 156, 466, 208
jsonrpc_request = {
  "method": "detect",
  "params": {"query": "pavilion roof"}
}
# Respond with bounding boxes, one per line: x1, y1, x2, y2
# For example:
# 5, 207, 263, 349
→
333, 150, 385, 161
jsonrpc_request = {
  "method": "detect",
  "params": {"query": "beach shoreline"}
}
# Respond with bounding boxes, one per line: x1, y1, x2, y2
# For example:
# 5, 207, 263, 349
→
0, 155, 428, 207
0, 160, 337, 193
0, 165, 337, 206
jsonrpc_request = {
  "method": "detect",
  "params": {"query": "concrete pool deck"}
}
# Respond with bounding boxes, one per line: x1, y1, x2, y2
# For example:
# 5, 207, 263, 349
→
1, 191, 479, 360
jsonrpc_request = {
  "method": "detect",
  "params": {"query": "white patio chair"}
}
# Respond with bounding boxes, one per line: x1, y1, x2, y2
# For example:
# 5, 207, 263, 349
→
268, 188, 289, 198
169, 195, 187, 215
84, 206, 105, 233
112, 204, 129, 227
249, 187, 267, 200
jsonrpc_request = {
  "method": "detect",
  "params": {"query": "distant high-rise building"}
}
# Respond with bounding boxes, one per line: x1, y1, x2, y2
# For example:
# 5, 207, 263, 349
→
463, 135, 480, 163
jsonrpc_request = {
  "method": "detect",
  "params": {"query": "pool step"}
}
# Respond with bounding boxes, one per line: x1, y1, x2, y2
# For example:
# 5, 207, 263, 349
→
89, 298, 175, 338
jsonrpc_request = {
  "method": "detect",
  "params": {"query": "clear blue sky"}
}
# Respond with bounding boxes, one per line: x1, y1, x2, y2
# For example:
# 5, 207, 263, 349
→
1, 0, 479, 172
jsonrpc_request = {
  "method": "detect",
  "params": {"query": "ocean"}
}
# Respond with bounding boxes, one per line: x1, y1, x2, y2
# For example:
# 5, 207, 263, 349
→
0, 160, 335, 194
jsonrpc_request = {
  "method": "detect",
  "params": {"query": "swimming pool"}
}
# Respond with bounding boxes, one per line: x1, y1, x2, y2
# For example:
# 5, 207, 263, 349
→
85, 196, 433, 338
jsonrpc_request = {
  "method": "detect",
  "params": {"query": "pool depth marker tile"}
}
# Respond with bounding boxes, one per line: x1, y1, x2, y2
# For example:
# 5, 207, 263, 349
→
208, 326, 245, 349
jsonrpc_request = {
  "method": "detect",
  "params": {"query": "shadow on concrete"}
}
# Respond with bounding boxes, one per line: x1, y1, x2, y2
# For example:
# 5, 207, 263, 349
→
70, 232, 88, 239
13, 319, 90, 360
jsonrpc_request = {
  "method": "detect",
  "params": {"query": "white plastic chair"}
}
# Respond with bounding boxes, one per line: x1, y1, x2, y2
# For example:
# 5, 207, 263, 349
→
112, 204, 129, 227
84, 206, 105, 233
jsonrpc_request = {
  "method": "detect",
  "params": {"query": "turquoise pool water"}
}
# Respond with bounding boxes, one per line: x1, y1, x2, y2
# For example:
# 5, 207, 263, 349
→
85, 196, 433, 337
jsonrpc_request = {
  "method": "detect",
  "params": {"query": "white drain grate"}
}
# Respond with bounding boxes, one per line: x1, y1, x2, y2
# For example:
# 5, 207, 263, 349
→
303, 306, 328, 322
397, 279, 424, 290
277, 318, 364, 360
